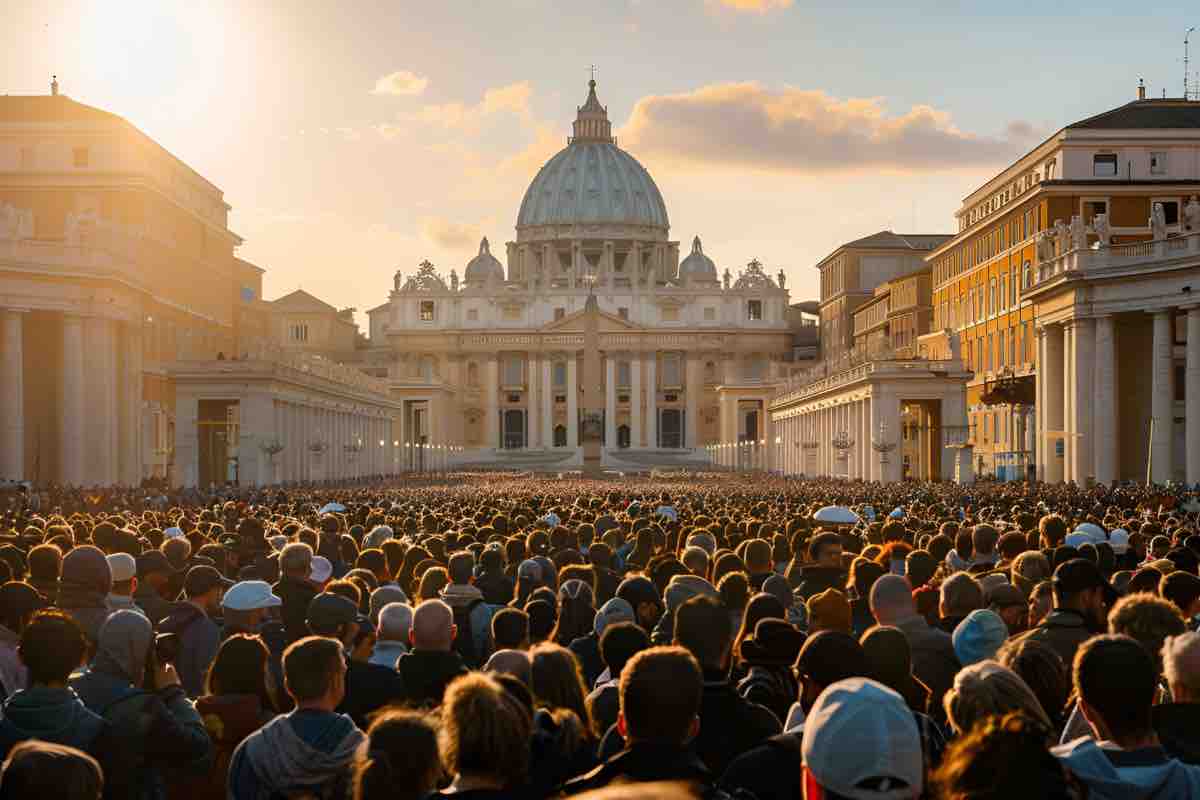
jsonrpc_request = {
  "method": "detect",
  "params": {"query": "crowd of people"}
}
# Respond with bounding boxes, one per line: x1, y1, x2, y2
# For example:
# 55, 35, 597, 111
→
0, 472, 1199, 799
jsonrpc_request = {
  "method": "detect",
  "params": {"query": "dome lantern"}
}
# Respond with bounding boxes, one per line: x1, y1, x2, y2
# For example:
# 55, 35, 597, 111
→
572, 78, 613, 144
464, 237, 505, 286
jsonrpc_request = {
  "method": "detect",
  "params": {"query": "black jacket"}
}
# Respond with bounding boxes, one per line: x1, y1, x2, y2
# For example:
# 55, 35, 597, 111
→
273, 576, 317, 645
1154, 702, 1200, 765
789, 565, 846, 599
339, 659, 407, 729
397, 649, 467, 708
475, 570, 514, 606
563, 743, 717, 796
568, 632, 604, 689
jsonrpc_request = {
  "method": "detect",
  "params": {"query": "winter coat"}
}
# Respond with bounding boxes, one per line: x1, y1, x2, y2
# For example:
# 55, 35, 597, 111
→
1053, 737, 1200, 800
227, 709, 364, 800
0, 685, 108, 761
397, 649, 467, 708
158, 603, 221, 698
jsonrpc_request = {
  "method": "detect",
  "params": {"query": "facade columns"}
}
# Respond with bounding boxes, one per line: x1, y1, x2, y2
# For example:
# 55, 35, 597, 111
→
1067, 318, 1094, 485
485, 356, 499, 450
630, 355, 643, 448
1062, 322, 1075, 483
1094, 315, 1117, 485
685, 353, 699, 449
1188, 307, 1200, 485
605, 356, 617, 448
567, 355, 578, 448
527, 355, 539, 449
0, 310, 26, 481
61, 314, 85, 486
645, 354, 657, 448
1150, 310, 1175, 484
541, 357, 553, 447
1042, 324, 1065, 483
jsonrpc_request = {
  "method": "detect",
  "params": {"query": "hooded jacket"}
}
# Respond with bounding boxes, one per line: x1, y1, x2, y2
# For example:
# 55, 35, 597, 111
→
58, 545, 113, 645
1017, 608, 1096, 673
651, 575, 718, 645
439, 583, 494, 664
0, 624, 26, 699
158, 602, 221, 698
228, 709, 365, 800
0, 685, 108, 760
1053, 737, 1200, 800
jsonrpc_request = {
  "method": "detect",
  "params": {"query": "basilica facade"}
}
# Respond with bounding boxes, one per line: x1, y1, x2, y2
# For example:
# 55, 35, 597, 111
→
369, 80, 796, 470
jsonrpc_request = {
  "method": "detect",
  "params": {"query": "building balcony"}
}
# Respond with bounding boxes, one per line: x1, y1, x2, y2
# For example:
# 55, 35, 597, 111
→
1030, 231, 1200, 294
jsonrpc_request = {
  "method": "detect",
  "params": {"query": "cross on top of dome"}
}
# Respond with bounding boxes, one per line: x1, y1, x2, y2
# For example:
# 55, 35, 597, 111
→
573, 73, 613, 144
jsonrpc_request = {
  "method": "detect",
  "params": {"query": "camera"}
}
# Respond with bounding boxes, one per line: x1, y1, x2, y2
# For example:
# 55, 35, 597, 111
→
154, 632, 181, 664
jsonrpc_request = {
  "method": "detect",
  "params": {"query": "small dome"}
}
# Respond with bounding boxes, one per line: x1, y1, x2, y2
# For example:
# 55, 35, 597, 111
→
679, 236, 717, 281
464, 237, 504, 285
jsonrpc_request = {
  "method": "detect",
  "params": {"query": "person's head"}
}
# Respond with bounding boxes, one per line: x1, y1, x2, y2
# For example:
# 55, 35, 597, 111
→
377, 602, 414, 646
681, 546, 709, 578
1028, 581, 1054, 628
616, 575, 662, 630
92, 609, 153, 688
986, 583, 1028, 635
932, 711, 1068, 800
869, 574, 915, 626
858, 625, 914, 699
795, 631, 870, 713
1074, 634, 1158, 747
943, 660, 1052, 736
0, 582, 45, 634
1162, 631, 1200, 703
411, 598, 456, 652
18, 610, 87, 687
307, 592, 362, 647
529, 642, 591, 730
447, 550, 475, 586
27, 543, 62, 583
618, 646, 703, 747
280, 542, 314, 579
801, 678, 923, 800
806, 588, 852, 635
1039, 514, 1068, 549
600, 621, 650, 679
205, 634, 276, 711
952, 609, 1009, 667
417, 566, 450, 601
352, 710, 441, 800
1159, 571, 1200, 619
1106, 592, 1187, 676
0, 741, 103, 800
491, 607, 530, 651
441, 673, 532, 788
745, 539, 772, 574
939, 572, 984, 621
995, 638, 1069, 732
1051, 558, 1115, 629
282, 635, 347, 711
1011, 551, 1051, 596
105, 553, 137, 597
673, 595, 732, 672
809, 532, 843, 568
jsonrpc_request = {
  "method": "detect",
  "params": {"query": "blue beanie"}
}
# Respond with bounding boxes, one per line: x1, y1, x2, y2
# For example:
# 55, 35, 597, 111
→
952, 609, 1009, 666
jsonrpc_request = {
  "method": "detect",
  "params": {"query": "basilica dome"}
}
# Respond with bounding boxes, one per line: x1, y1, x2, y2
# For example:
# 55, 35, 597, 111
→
516, 80, 669, 231
464, 237, 505, 284
678, 236, 717, 282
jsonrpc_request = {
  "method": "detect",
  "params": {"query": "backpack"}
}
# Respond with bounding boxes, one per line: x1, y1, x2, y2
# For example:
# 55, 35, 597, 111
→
451, 598, 485, 668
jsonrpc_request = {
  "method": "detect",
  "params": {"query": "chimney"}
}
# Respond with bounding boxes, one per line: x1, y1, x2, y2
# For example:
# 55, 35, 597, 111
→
1138, 78, 1146, 100
50, 74, 58, 97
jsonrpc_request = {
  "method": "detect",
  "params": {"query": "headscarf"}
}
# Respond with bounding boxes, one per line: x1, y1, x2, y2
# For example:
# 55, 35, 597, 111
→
93, 609, 154, 688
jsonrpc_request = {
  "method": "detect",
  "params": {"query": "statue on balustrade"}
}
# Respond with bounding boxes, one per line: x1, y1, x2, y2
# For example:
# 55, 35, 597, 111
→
1069, 215, 1088, 252
1090, 213, 1111, 247
1150, 202, 1168, 241
450, 269, 459, 292
1053, 218, 1070, 253
393, 270, 403, 292
777, 270, 786, 290
1185, 196, 1200, 233
722, 268, 731, 290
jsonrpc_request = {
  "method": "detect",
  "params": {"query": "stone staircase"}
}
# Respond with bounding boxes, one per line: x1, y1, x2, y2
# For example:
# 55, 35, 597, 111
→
603, 449, 713, 472
452, 449, 578, 472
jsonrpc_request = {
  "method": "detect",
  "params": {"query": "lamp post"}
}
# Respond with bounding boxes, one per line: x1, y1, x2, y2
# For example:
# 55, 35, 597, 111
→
832, 431, 855, 478
258, 438, 285, 485
871, 421, 896, 482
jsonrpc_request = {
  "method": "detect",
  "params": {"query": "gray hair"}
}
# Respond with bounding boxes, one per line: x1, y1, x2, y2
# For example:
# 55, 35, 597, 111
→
378, 601, 414, 643
1162, 631, 1200, 699
941, 572, 984, 618
279, 542, 313, 576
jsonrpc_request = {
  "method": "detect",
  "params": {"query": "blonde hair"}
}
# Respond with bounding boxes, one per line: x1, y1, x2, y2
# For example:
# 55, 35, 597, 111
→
943, 660, 1052, 736
441, 673, 532, 787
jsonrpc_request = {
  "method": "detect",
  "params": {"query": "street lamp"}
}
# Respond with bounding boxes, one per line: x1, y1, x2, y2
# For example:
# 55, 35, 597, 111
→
871, 421, 896, 480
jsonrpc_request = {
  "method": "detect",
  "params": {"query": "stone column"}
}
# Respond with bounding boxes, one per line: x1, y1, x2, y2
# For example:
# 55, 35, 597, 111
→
541, 356, 553, 447
122, 321, 144, 486
1034, 327, 1045, 481
685, 353, 699, 449
527, 354, 538, 449
1150, 309, 1175, 484
1068, 317, 1095, 485
86, 317, 119, 486
1188, 307, 1200, 485
605, 356, 617, 448
1094, 315, 1117, 485
1062, 322, 1076, 483
1043, 324, 1065, 483
485, 356, 499, 450
0, 310, 26, 481
630, 354, 642, 448
567, 355, 579, 449
645, 354, 657, 448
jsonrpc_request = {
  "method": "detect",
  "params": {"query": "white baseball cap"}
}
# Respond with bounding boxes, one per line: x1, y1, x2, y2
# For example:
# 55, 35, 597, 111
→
309, 555, 333, 584
222, 580, 283, 611
1109, 529, 1130, 555
163, 527, 185, 540
106, 553, 136, 583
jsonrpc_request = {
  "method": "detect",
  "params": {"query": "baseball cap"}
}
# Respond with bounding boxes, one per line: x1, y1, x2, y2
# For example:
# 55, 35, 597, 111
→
952, 609, 1009, 666
309, 556, 333, 584
1109, 529, 1130, 555
136, 550, 172, 578
184, 565, 233, 598
163, 526, 185, 540
222, 580, 283, 611
307, 592, 365, 631
593, 597, 635, 637
517, 559, 541, 581
1064, 532, 1092, 549
106, 553, 137, 583
802, 677, 923, 800
267, 535, 289, 553
1052, 558, 1118, 605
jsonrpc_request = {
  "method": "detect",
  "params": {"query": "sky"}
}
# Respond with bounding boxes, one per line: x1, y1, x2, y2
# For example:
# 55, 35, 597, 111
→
4, 0, 1198, 324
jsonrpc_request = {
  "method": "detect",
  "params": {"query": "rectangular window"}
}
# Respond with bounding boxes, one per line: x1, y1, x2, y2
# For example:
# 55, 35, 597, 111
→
502, 307, 521, 321
987, 333, 994, 371
1150, 151, 1168, 175
554, 307, 565, 321
663, 354, 682, 387
1009, 328, 1017, 365
419, 301, 435, 321
703, 307, 716, 321
997, 330, 1006, 367
72, 147, 89, 168
503, 356, 522, 386
1092, 153, 1118, 177
553, 362, 566, 386
555, 394, 566, 404
1083, 200, 1107, 222
1159, 200, 1180, 225
747, 300, 763, 321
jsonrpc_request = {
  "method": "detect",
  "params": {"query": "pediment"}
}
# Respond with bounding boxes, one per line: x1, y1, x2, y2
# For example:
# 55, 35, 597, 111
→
541, 306, 641, 333
270, 289, 337, 314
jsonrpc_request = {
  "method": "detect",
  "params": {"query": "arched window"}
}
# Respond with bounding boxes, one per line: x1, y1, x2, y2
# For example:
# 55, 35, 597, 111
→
553, 425, 567, 448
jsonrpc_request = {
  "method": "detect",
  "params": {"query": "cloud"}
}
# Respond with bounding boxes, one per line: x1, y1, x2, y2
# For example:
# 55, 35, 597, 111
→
420, 216, 482, 250
1005, 120, 1043, 141
619, 82, 1020, 173
371, 70, 429, 96
409, 81, 534, 132
712, 0, 792, 11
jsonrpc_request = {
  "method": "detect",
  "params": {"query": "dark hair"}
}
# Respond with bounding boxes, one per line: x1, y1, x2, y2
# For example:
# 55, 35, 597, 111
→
491, 607, 530, 651
808, 532, 842, 562
18, 610, 86, 685
600, 621, 650, 677
26, 544, 62, 582
353, 710, 440, 800
356, 549, 390, 581
282, 636, 345, 703
0, 741, 103, 800
204, 634, 276, 712
1074, 634, 1157, 741
933, 712, 1068, 800
996, 638, 1069, 732
732, 592, 785, 665
673, 595, 732, 670
447, 551, 475, 585
619, 646, 703, 745
1160, 572, 1200, 619
1039, 515, 1068, 548
442, 673, 532, 786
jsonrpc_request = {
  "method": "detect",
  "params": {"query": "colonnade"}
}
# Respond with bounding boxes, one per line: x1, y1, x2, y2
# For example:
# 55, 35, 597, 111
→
271, 399, 396, 483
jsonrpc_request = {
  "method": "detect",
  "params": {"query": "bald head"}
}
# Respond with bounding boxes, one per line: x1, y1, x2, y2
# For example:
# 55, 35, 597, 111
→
411, 598, 455, 651
870, 574, 915, 625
